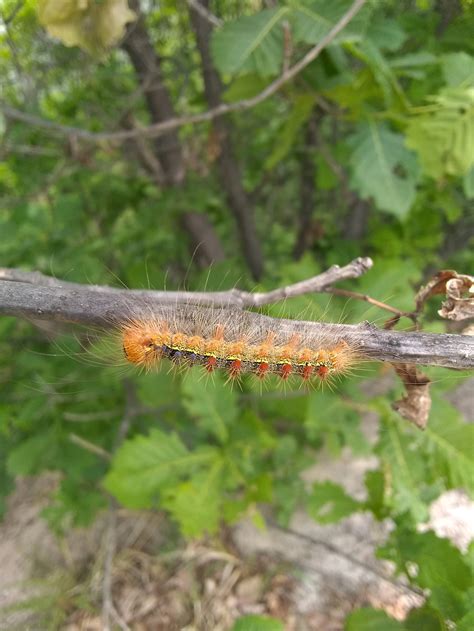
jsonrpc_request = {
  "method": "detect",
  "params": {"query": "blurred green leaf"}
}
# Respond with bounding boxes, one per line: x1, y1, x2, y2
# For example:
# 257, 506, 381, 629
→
364, 469, 387, 519
103, 429, 217, 508
441, 52, 474, 88
265, 94, 316, 170
181, 371, 238, 443
457, 609, 474, 631
379, 526, 471, 621
290, 0, 371, 45
164, 457, 224, 537
420, 397, 474, 493
403, 606, 446, 631
7, 429, 57, 476
463, 165, 474, 198
349, 121, 420, 217
406, 87, 474, 179
307, 481, 361, 523
376, 403, 429, 522
211, 8, 288, 77
223, 74, 271, 102
366, 17, 406, 52
305, 391, 368, 456
231, 615, 285, 631
345, 608, 403, 630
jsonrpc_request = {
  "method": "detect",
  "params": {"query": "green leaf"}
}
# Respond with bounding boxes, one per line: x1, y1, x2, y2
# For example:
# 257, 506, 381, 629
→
366, 17, 406, 52
421, 397, 474, 493
7, 430, 56, 476
307, 481, 361, 523
345, 607, 403, 630
390, 52, 438, 69
136, 370, 180, 407
349, 121, 419, 218
211, 8, 289, 77
231, 615, 285, 631
223, 74, 271, 102
181, 370, 238, 443
265, 93, 316, 170
379, 526, 471, 621
405, 87, 474, 179
389, 52, 438, 80
0, 455, 14, 520
457, 609, 474, 631
404, 606, 447, 631
441, 52, 474, 88
164, 458, 223, 537
103, 429, 216, 509
349, 39, 405, 106
290, 0, 370, 46
463, 165, 474, 198
364, 470, 386, 519
305, 391, 368, 456
0, 162, 18, 190
376, 404, 428, 521
42, 479, 107, 535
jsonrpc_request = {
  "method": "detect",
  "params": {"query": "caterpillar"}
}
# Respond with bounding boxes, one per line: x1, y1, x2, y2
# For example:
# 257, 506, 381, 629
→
120, 305, 361, 386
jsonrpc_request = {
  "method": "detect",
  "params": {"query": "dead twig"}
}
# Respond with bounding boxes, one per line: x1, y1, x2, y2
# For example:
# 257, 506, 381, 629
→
324, 286, 418, 324
2, 0, 367, 144
68, 434, 112, 461
186, 0, 222, 27
0, 259, 473, 370
0, 257, 373, 311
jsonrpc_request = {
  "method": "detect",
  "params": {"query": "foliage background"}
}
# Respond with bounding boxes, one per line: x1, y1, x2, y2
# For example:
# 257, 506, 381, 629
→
0, 0, 473, 629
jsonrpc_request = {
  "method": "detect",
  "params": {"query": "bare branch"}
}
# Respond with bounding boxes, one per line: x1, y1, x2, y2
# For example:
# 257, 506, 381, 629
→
0, 257, 373, 311
1, 0, 367, 144
0, 260, 473, 369
325, 286, 417, 323
69, 433, 112, 461
248, 257, 374, 306
0, 142, 60, 158
186, 0, 222, 27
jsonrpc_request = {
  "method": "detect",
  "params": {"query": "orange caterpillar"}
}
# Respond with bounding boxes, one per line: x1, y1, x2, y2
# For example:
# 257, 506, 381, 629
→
120, 306, 360, 386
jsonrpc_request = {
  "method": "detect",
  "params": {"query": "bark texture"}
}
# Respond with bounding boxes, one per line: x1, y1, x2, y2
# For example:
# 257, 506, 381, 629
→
189, 0, 264, 279
122, 0, 185, 185
1, 277, 472, 370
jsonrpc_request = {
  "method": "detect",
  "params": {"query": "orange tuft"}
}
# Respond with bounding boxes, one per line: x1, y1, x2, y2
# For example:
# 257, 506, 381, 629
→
316, 365, 329, 379
206, 356, 217, 372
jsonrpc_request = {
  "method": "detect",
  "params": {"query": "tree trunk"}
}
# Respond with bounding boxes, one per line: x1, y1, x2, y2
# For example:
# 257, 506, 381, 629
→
122, 0, 185, 185
189, 0, 264, 280
435, 0, 462, 36
293, 115, 318, 259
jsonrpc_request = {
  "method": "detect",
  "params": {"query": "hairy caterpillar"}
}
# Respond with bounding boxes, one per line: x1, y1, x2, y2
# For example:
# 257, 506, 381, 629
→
119, 305, 361, 386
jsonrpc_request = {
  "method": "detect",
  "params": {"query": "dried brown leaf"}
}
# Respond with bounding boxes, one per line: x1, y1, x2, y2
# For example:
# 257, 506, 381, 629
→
415, 270, 474, 321
439, 276, 474, 321
392, 364, 432, 430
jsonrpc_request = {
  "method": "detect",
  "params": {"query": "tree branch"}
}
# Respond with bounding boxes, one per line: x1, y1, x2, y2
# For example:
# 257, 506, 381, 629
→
186, 0, 222, 27
0, 257, 372, 310
0, 259, 473, 369
1, 0, 367, 144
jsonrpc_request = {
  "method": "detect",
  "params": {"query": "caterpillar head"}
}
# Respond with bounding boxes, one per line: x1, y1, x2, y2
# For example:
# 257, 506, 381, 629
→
122, 322, 162, 369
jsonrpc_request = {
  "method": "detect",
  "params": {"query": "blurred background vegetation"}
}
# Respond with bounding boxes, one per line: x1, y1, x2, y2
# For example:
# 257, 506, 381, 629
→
0, 0, 473, 629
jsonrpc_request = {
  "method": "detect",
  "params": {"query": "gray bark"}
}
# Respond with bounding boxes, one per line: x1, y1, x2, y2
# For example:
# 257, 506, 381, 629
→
1, 280, 472, 369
